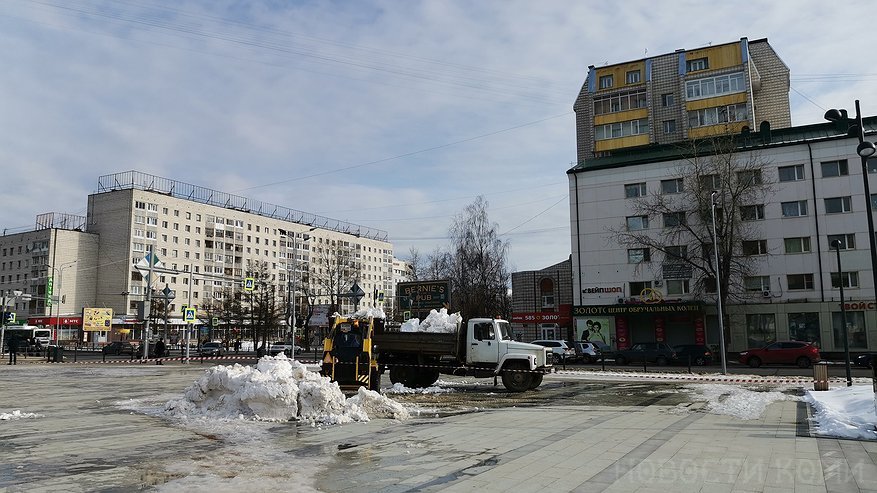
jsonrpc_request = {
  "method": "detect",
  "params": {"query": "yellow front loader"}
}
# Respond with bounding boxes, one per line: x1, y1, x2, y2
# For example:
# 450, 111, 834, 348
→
320, 315, 381, 392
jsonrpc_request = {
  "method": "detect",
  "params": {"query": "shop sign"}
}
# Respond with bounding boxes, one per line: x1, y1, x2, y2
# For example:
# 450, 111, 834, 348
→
511, 311, 571, 325
841, 301, 876, 310
28, 316, 82, 325
581, 286, 623, 295
574, 303, 704, 316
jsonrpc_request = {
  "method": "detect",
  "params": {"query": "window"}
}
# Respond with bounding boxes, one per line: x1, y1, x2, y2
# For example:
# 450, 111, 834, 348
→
824, 196, 852, 214
787, 274, 815, 290
740, 205, 765, 221
663, 212, 686, 227
625, 70, 641, 84
736, 170, 762, 186
686, 57, 709, 72
821, 160, 849, 177
599, 74, 613, 89
595, 118, 649, 140
592, 90, 647, 115
742, 240, 768, 256
828, 234, 856, 250
665, 245, 688, 262
700, 174, 721, 190
661, 93, 674, 107
746, 314, 777, 348
627, 248, 651, 263
685, 71, 744, 99
662, 120, 676, 133
666, 279, 689, 295
781, 200, 808, 217
688, 103, 748, 127
135, 201, 146, 210
832, 311, 867, 349
625, 183, 647, 198
629, 281, 652, 295
784, 237, 811, 254
744, 275, 770, 292
626, 216, 649, 230
778, 164, 805, 182
788, 313, 820, 343
661, 178, 683, 194
831, 271, 859, 288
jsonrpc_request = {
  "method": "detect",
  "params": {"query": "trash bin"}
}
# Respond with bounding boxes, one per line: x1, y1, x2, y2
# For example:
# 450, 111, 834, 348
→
813, 362, 829, 391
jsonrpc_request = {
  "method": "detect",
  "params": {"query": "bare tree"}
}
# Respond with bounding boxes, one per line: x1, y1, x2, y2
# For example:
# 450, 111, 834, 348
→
448, 196, 511, 320
425, 247, 453, 281
610, 136, 775, 312
311, 239, 360, 314
406, 246, 423, 281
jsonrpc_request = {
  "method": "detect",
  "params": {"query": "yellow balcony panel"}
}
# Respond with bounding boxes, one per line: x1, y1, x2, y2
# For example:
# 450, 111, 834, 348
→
686, 93, 748, 111
594, 134, 650, 152
688, 121, 750, 139
594, 108, 649, 125
686, 42, 743, 72
595, 61, 646, 91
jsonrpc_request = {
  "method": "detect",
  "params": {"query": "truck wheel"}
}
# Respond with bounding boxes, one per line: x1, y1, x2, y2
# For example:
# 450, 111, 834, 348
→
389, 366, 410, 386
501, 365, 533, 392
528, 373, 544, 389
417, 370, 440, 388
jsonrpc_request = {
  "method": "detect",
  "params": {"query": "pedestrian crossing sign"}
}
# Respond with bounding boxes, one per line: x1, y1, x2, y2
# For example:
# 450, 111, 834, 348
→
184, 308, 196, 323
244, 277, 255, 291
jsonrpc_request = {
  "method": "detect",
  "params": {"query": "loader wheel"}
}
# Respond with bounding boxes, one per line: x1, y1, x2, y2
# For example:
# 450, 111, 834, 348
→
369, 368, 382, 391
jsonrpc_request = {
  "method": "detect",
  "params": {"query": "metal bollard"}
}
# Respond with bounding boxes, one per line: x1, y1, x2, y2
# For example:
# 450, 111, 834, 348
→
688, 353, 692, 374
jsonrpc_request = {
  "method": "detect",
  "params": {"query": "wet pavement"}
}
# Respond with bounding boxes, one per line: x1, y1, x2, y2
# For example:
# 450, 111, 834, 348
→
2, 362, 876, 492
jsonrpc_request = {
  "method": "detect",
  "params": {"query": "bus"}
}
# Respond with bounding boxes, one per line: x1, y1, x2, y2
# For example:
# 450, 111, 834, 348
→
4, 325, 52, 346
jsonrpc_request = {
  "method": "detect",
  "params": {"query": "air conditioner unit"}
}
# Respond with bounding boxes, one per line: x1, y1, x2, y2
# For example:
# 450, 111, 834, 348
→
762, 290, 771, 298
653, 280, 664, 287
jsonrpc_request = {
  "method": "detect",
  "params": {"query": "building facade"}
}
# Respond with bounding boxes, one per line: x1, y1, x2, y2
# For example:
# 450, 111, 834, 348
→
510, 257, 573, 343
568, 118, 877, 356
573, 37, 790, 163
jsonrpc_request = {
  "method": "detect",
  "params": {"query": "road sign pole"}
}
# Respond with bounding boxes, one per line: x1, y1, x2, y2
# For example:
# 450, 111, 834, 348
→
142, 253, 155, 361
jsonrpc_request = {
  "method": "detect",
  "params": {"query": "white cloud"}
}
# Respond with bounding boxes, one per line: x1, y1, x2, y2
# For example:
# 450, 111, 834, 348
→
0, 0, 873, 270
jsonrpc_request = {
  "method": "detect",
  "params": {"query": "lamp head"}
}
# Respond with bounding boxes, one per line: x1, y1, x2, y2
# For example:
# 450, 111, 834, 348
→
831, 239, 842, 250
857, 141, 877, 158
824, 108, 848, 122
13, 290, 23, 297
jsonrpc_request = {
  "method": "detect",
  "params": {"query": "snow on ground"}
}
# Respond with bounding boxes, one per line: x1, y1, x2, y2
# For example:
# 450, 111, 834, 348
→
805, 385, 877, 440
682, 383, 800, 420
0, 410, 43, 420
384, 382, 455, 394
556, 368, 872, 386
400, 308, 462, 333
163, 355, 408, 423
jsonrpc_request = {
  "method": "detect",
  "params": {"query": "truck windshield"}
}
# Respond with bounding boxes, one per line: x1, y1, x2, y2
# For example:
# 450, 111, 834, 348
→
496, 322, 513, 341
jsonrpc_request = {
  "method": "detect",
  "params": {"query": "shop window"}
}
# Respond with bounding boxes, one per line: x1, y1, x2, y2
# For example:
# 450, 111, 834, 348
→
832, 311, 867, 349
746, 313, 776, 348
788, 313, 820, 345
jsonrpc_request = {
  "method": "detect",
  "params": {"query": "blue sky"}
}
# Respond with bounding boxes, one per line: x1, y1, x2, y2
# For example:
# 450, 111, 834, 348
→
1, 0, 874, 271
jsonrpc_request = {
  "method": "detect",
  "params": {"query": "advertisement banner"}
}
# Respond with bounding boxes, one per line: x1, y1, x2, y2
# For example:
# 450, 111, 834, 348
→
309, 304, 331, 327
615, 316, 630, 350
654, 316, 666, 343
83, 308, 113, 331
694, 317, 706, 345
397, 280, 450, 310
578, 316, 610, 344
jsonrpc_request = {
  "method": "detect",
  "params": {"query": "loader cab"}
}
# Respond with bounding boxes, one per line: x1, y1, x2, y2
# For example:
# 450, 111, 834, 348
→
320, 316, 381, 392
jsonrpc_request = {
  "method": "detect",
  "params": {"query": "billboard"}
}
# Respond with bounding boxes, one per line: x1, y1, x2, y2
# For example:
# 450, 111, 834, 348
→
309, 304, 331, 327
397, 280, 450, 310
83, 308, 113, 331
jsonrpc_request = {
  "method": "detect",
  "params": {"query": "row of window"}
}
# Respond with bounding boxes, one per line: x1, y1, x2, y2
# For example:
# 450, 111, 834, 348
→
592, 90, 647, 115
598, 70, 642, 90
595, 118, 649, 141
684, 72, 745, 101
745, 312, 866, 349
688, 102, 748, 128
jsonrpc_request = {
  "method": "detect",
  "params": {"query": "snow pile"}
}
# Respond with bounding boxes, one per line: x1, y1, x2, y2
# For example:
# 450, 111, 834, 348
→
349, 307, 386, 319
164, 355, 407, 423
400, 308, 462, 333
684, 384, 799, 420
384, 382, 455, 394
0, 410, 43, 420
805, 385, 877, 440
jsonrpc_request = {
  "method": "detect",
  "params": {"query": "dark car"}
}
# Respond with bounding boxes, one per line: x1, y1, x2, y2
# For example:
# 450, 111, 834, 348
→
673, 344, 713, 366
199, 342, 225, 357
737, 341, 820, 368
854, 353, 877, 368
614, 342, 677, 366
102, 341, 135, 356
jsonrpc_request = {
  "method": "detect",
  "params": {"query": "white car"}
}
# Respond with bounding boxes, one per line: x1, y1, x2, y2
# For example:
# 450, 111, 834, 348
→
269, 341, 301, 356
530, 340, 575, 364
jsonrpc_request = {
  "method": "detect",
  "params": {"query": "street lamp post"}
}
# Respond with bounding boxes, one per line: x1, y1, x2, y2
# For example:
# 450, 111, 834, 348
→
824, 101, 877, 302
0, 290, 24, 359
288, 228, 315, 362
710, 191, 728, 375
832, 240, 853, 387
52, 260, 79, 350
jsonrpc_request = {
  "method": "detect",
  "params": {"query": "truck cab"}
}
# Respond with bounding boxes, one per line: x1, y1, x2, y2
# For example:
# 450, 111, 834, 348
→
466, 318, 552, 391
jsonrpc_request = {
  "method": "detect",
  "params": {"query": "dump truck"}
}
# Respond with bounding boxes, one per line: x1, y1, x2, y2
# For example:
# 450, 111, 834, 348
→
320, 314, 553, 392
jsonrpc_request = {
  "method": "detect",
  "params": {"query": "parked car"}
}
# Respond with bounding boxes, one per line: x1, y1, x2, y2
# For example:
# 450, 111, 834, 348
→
673, 344, 713, 366
269, 341, 301, 357
737, 341, 820, 368
530, 340, 575, 364
855, 353, 877, 368
573, 341, 601, 363
102, 341, 135, 356
199, 341, 225, 357
614, 342, 678, 366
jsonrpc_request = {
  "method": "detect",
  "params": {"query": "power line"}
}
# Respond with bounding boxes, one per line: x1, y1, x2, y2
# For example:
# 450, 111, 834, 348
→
500, 195, 569, 236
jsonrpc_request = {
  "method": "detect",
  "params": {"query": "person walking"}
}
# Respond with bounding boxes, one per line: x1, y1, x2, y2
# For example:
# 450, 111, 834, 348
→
155, 339, 166, 365
7, 334, 19, 365
234, 339, 241, 354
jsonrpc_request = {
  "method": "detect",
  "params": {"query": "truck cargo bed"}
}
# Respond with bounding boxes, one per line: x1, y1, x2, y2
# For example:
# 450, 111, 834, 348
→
373, 331, 458, 357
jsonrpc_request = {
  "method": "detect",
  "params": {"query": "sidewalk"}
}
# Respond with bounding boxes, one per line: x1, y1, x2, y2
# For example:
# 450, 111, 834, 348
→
2, 363, 876, 492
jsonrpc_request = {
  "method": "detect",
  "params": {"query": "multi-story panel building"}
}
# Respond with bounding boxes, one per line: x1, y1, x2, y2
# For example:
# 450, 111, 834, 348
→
510, 258, 573, 343
84, 171, 392, 342
568, 117, 877, 357
573, 37, 790, 163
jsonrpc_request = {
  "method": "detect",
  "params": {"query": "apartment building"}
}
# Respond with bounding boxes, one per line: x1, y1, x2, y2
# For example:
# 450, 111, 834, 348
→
573, 37, 790, 163
568, 117, 877, 356
510, 257, 573, 343
1, 171, 395, 343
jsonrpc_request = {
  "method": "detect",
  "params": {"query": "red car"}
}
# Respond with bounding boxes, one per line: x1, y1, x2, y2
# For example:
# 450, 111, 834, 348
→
738, 341, 820, 368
